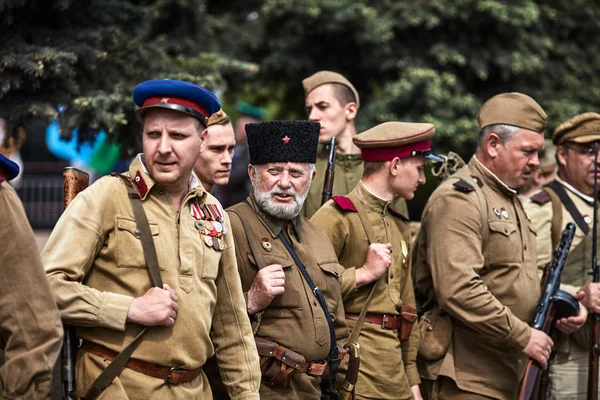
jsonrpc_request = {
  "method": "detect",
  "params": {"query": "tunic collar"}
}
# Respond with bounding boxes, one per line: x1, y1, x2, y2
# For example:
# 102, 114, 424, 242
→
130, 154, 204, 200
355, 181, 391, 215
556, 175, 595, 205
471, 156, 517, 196
246, 193, 303, 241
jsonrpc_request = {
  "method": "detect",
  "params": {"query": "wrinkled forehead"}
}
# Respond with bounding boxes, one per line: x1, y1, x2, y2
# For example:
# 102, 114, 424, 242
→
260, 161, 311, 172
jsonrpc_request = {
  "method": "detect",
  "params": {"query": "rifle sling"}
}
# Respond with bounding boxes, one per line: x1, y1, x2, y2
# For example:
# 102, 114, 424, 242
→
84, 175, 163, 400
547, 180, 590, 236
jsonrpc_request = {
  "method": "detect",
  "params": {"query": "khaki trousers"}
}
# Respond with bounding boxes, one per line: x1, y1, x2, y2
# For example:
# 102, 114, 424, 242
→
548, 342, 600, 400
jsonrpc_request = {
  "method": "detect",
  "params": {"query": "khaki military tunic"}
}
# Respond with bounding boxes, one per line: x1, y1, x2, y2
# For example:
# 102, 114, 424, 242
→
0, 181, 63, 399
228, 196, 349, 400
311, 182, 420, 400
414, 157, 539, 399
42, 155, 260, 400
525, 178, 596, 399
302, 149, 408, 218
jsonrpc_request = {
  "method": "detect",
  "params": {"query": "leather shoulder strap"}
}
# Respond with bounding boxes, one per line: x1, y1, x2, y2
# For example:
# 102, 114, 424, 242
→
544, 185, 565, 249
84, 174, 164, 400
547, 181, 589, 237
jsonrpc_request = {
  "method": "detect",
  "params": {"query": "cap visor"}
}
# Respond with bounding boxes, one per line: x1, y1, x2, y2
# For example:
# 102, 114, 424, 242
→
426, 154, 445, 162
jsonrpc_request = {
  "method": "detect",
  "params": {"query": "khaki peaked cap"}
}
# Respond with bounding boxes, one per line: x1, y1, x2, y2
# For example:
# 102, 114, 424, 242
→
477, 92, 547, 133
553, 112, 600, 145
353, 121, 442, 162
302, 70, 360, 109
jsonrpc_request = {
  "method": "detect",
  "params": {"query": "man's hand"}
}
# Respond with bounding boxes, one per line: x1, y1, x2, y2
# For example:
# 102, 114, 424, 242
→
356, 243, 392, 288
556, 292, 588, 334
522, 328, 553, 369
411, 384, 423, 400
577, 282, 600, 314
247, 264, 285, 315
127, 284, 179, 327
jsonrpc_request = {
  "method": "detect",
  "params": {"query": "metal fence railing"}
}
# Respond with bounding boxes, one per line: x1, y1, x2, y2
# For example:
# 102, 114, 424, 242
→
17, 175, 64, 229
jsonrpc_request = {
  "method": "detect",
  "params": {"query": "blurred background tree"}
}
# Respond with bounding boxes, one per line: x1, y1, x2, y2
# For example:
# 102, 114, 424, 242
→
1, 0, 599, 158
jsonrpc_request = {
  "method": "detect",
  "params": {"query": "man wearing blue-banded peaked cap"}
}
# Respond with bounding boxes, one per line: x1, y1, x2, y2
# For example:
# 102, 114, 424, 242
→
41, 79, 261, 399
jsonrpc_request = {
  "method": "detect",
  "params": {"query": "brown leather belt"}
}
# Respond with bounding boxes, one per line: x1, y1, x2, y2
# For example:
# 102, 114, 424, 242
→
81, 340, 202, 385
346, 312, 401, 330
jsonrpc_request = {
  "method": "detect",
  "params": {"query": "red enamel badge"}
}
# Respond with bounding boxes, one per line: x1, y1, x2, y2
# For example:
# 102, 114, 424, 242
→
160, 97, 170, 103
282, 136, 291, 145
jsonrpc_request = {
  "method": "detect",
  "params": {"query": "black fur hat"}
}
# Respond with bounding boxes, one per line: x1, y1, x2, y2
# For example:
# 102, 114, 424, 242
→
246, 121, 320, 164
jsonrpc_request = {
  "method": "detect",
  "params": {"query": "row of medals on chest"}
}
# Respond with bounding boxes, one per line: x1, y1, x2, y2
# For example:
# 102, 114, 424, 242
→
192, 203, 226, 251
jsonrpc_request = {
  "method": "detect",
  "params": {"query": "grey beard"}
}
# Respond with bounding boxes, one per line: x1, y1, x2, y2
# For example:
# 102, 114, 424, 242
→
253, 186, 308, 220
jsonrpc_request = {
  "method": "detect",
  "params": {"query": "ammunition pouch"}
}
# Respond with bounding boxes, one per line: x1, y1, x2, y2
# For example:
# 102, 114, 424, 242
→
418, 306, 453, 361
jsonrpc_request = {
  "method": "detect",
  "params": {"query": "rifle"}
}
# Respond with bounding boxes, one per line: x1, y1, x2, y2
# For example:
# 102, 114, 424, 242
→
61, 167, 89, 400
321, 137, 337, 205
518, 222, 578, 400
588, 142, 600, 400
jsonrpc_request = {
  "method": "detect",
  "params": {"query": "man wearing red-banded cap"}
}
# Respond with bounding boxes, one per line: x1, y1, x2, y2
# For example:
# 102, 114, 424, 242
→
312, 121, 443, 399
413, 93, 585, 399
42, 79, 260, 399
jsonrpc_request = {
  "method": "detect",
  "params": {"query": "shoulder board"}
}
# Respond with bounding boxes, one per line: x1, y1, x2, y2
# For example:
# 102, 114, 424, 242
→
453, 179, 475, 193
388, 207, 409, 222
530, 190, 551, 205
332, 196, 357, 212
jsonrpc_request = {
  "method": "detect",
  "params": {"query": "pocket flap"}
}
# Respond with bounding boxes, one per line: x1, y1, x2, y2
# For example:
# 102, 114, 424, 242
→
318, 260, 344, 278
247, 252, 293, 269
488, 221, 516, 237
117, 217, 160, 236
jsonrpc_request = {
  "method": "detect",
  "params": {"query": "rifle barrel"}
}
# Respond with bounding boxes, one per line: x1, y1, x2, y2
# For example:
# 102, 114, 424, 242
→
588, 143, 600, 400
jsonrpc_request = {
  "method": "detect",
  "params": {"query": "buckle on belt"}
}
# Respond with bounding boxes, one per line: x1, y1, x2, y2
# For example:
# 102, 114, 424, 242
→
165, 366, 177, 383
381, 314, 389, 329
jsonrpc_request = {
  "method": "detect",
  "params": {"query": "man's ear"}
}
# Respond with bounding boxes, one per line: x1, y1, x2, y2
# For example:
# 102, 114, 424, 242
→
345, 102, 358, 122
200, 128, 208, 152
556, 145, 568, 169
248, 164, 256, 185
389, 158, 401, 176
486, 132, 502, 158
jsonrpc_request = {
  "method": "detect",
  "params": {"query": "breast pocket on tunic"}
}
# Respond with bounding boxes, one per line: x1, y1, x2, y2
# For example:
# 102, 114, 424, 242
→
316, 261, 344, 316
201, 244, 224, 280
116, 217, 164, 270
487, 221, 520, 264
248, 253, 301, 310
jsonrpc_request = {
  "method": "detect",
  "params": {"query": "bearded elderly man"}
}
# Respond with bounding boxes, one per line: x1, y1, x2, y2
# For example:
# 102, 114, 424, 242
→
226, 120, 349, 399
42, 79, 260, 399
413, 92, 586, 399
194, 108, 236, 194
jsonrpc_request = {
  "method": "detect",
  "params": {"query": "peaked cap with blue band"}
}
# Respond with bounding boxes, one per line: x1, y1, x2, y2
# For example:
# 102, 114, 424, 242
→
133, 79, 222, 127
0, 153, 20, 182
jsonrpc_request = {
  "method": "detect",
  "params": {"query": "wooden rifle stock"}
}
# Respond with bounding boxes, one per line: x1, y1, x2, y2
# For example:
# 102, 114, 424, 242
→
588, 142, 600, 400
518, 222, 576, 400
61, 167, 89, 400
321, 137, 337, 206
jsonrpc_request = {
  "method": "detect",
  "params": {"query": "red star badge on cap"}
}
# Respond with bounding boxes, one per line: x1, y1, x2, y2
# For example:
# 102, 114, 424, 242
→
160, 97, 170, 103
282, 136, 291, 145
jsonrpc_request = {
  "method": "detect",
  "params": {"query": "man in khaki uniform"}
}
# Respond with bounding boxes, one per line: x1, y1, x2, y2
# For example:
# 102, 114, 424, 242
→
42, 79, 260, 399
0, 154, 63, 398
525, 112, 600, 399
227, 120, 349, 399
302, 70, 408, 218
194, 108, 236, 194
414, 93, 586, 399
312, 122, 444, 399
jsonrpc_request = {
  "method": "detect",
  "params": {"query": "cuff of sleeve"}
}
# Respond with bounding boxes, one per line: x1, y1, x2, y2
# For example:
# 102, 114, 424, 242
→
341, 267, 357, 301
560, 283, 580, 297
98, 292, 134, 331
230, 393, 260, 400
405, 363, 421, 386
502, 317, 531, 351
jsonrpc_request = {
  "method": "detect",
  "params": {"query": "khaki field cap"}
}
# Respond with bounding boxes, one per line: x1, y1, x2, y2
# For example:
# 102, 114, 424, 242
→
552, 112, 600, 145
353, 121, 443, 162
207, 108, 228, 126
302, 70, 360, 109
477, 92, 547, 133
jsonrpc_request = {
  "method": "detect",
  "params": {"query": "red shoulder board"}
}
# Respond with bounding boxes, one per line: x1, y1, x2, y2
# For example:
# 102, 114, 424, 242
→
332, 196, 357, 212
530, 190, 551, 205
453, 179, 475, 193
389, 207, 409, 222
